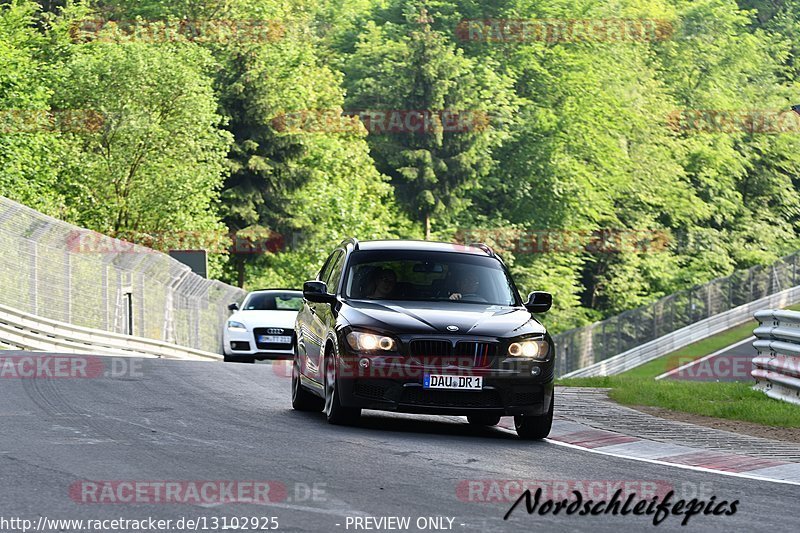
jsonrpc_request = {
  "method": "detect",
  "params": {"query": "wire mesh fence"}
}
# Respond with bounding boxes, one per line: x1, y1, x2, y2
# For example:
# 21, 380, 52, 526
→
3, 193, 796, 365
0, 196, 245, 353
553, 252, 800, 376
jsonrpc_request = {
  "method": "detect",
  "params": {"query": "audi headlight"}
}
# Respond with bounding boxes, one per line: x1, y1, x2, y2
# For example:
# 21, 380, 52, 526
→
508, 338, 549, 360
227, 321, 247, 331
346, 330, 397, 352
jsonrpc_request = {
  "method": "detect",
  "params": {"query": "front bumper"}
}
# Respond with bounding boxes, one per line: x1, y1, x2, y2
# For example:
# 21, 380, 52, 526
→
335, 355, 554, 416
223, 328, 294, 360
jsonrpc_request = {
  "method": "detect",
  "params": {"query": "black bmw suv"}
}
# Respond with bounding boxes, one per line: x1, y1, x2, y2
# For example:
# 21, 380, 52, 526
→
291, 238, 555, 439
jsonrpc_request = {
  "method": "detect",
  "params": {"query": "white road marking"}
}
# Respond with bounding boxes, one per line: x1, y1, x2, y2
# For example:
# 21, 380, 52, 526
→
494, 425, 800, 486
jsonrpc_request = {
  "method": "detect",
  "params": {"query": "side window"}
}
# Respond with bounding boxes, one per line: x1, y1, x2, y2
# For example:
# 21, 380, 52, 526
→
326, 251, 346, 293
318, 252, 337, 284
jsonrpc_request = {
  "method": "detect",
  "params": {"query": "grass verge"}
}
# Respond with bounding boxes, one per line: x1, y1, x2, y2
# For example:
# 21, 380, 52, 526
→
557, 304, 800, 428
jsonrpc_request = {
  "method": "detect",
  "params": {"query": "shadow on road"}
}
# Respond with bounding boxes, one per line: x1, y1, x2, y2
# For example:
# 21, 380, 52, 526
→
285, 409, 533, 442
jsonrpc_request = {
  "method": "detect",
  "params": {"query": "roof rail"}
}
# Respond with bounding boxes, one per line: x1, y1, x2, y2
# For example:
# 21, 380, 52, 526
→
467, 242, 495, 257
340, 237, 359, 250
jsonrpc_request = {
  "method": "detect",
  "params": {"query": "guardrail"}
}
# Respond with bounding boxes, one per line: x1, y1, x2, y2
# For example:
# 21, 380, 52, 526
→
0, 195, 245, 353
0, 303, 222, 361
562, 285, 800, 378
752, 309, 800, 405
555, 251, 800, 376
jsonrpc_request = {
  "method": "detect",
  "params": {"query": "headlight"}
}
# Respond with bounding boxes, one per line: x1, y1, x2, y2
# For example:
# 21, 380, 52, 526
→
508, 338, 549, 360
346, 330, 397, 352
227, 321, 247, 331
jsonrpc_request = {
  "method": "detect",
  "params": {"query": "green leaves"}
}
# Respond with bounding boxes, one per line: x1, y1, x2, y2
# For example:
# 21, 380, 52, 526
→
52, 40, 231, 236
342, 2, 519, 237
1, 0, 799, 329
0, 0, 70, 216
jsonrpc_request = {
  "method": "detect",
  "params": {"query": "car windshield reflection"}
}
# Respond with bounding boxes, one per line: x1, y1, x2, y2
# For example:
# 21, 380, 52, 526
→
242, 292, 303, 311
344, 251, 518, 306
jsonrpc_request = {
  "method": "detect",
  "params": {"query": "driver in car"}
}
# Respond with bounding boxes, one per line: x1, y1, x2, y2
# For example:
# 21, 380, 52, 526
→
448, 270, 484, 301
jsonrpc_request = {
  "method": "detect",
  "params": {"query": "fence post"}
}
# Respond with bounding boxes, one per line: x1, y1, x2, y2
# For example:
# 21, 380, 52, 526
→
29, 240, 38, 316
102, 264, 109, 330
163, 283, 174, 343
64, 247, 72, 323
194, 298, 201, 349
115, 269, 121, 333
654, 302, 659, 338
138, 272, 146, 337
602, 322, 607, 361
728, 276, 733, 309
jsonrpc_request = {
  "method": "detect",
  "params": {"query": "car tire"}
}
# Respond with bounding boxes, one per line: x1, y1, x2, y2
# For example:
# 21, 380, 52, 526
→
514, 394, 554, 440
324, 350, 360, 425
292, 357, 324, 412
467, 414, 501, 426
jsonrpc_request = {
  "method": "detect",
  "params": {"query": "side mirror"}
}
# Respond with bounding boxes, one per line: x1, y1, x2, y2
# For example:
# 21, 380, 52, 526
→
303, 280, 336, 304
525, 291, 552, 314
228, 302, 239, 311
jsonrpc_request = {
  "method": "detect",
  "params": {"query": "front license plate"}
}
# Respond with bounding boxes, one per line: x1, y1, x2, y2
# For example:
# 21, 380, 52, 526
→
423, 374, 483, 391
258, 335, 292, 344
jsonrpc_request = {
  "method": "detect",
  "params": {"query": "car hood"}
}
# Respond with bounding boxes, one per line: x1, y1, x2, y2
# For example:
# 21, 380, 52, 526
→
228, 310, 298, 329
340, 300, 545, 338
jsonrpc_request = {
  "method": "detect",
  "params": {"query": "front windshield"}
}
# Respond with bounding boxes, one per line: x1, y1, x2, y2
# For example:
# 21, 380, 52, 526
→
344, 250, 518, 306
242, 292, 303, 311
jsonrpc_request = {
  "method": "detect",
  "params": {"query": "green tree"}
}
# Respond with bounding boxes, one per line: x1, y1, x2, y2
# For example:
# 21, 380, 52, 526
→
246, 129, 414, 289
52, 39, 232, 237
344, 3, 518, 239
0, 0, 71, 217
657, 0, 800, 272
215, 32, 346, 286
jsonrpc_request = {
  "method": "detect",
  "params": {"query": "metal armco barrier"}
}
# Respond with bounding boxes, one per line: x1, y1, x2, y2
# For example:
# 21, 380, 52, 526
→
753, 309, 800, 405
0, 303, 221, 361
0, 196, 245, 353
563, 285, 800, 378
555, 251, 800, 376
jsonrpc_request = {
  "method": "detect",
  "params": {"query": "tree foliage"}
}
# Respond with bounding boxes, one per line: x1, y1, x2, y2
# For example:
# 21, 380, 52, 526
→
1, 0, 799, 331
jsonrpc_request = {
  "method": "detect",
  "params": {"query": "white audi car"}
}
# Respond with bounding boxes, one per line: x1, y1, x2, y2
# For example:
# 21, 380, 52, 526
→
223, 289, 303, 363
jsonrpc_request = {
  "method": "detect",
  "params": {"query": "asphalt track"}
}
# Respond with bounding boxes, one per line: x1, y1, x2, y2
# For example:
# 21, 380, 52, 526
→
1, 355, 797, 532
